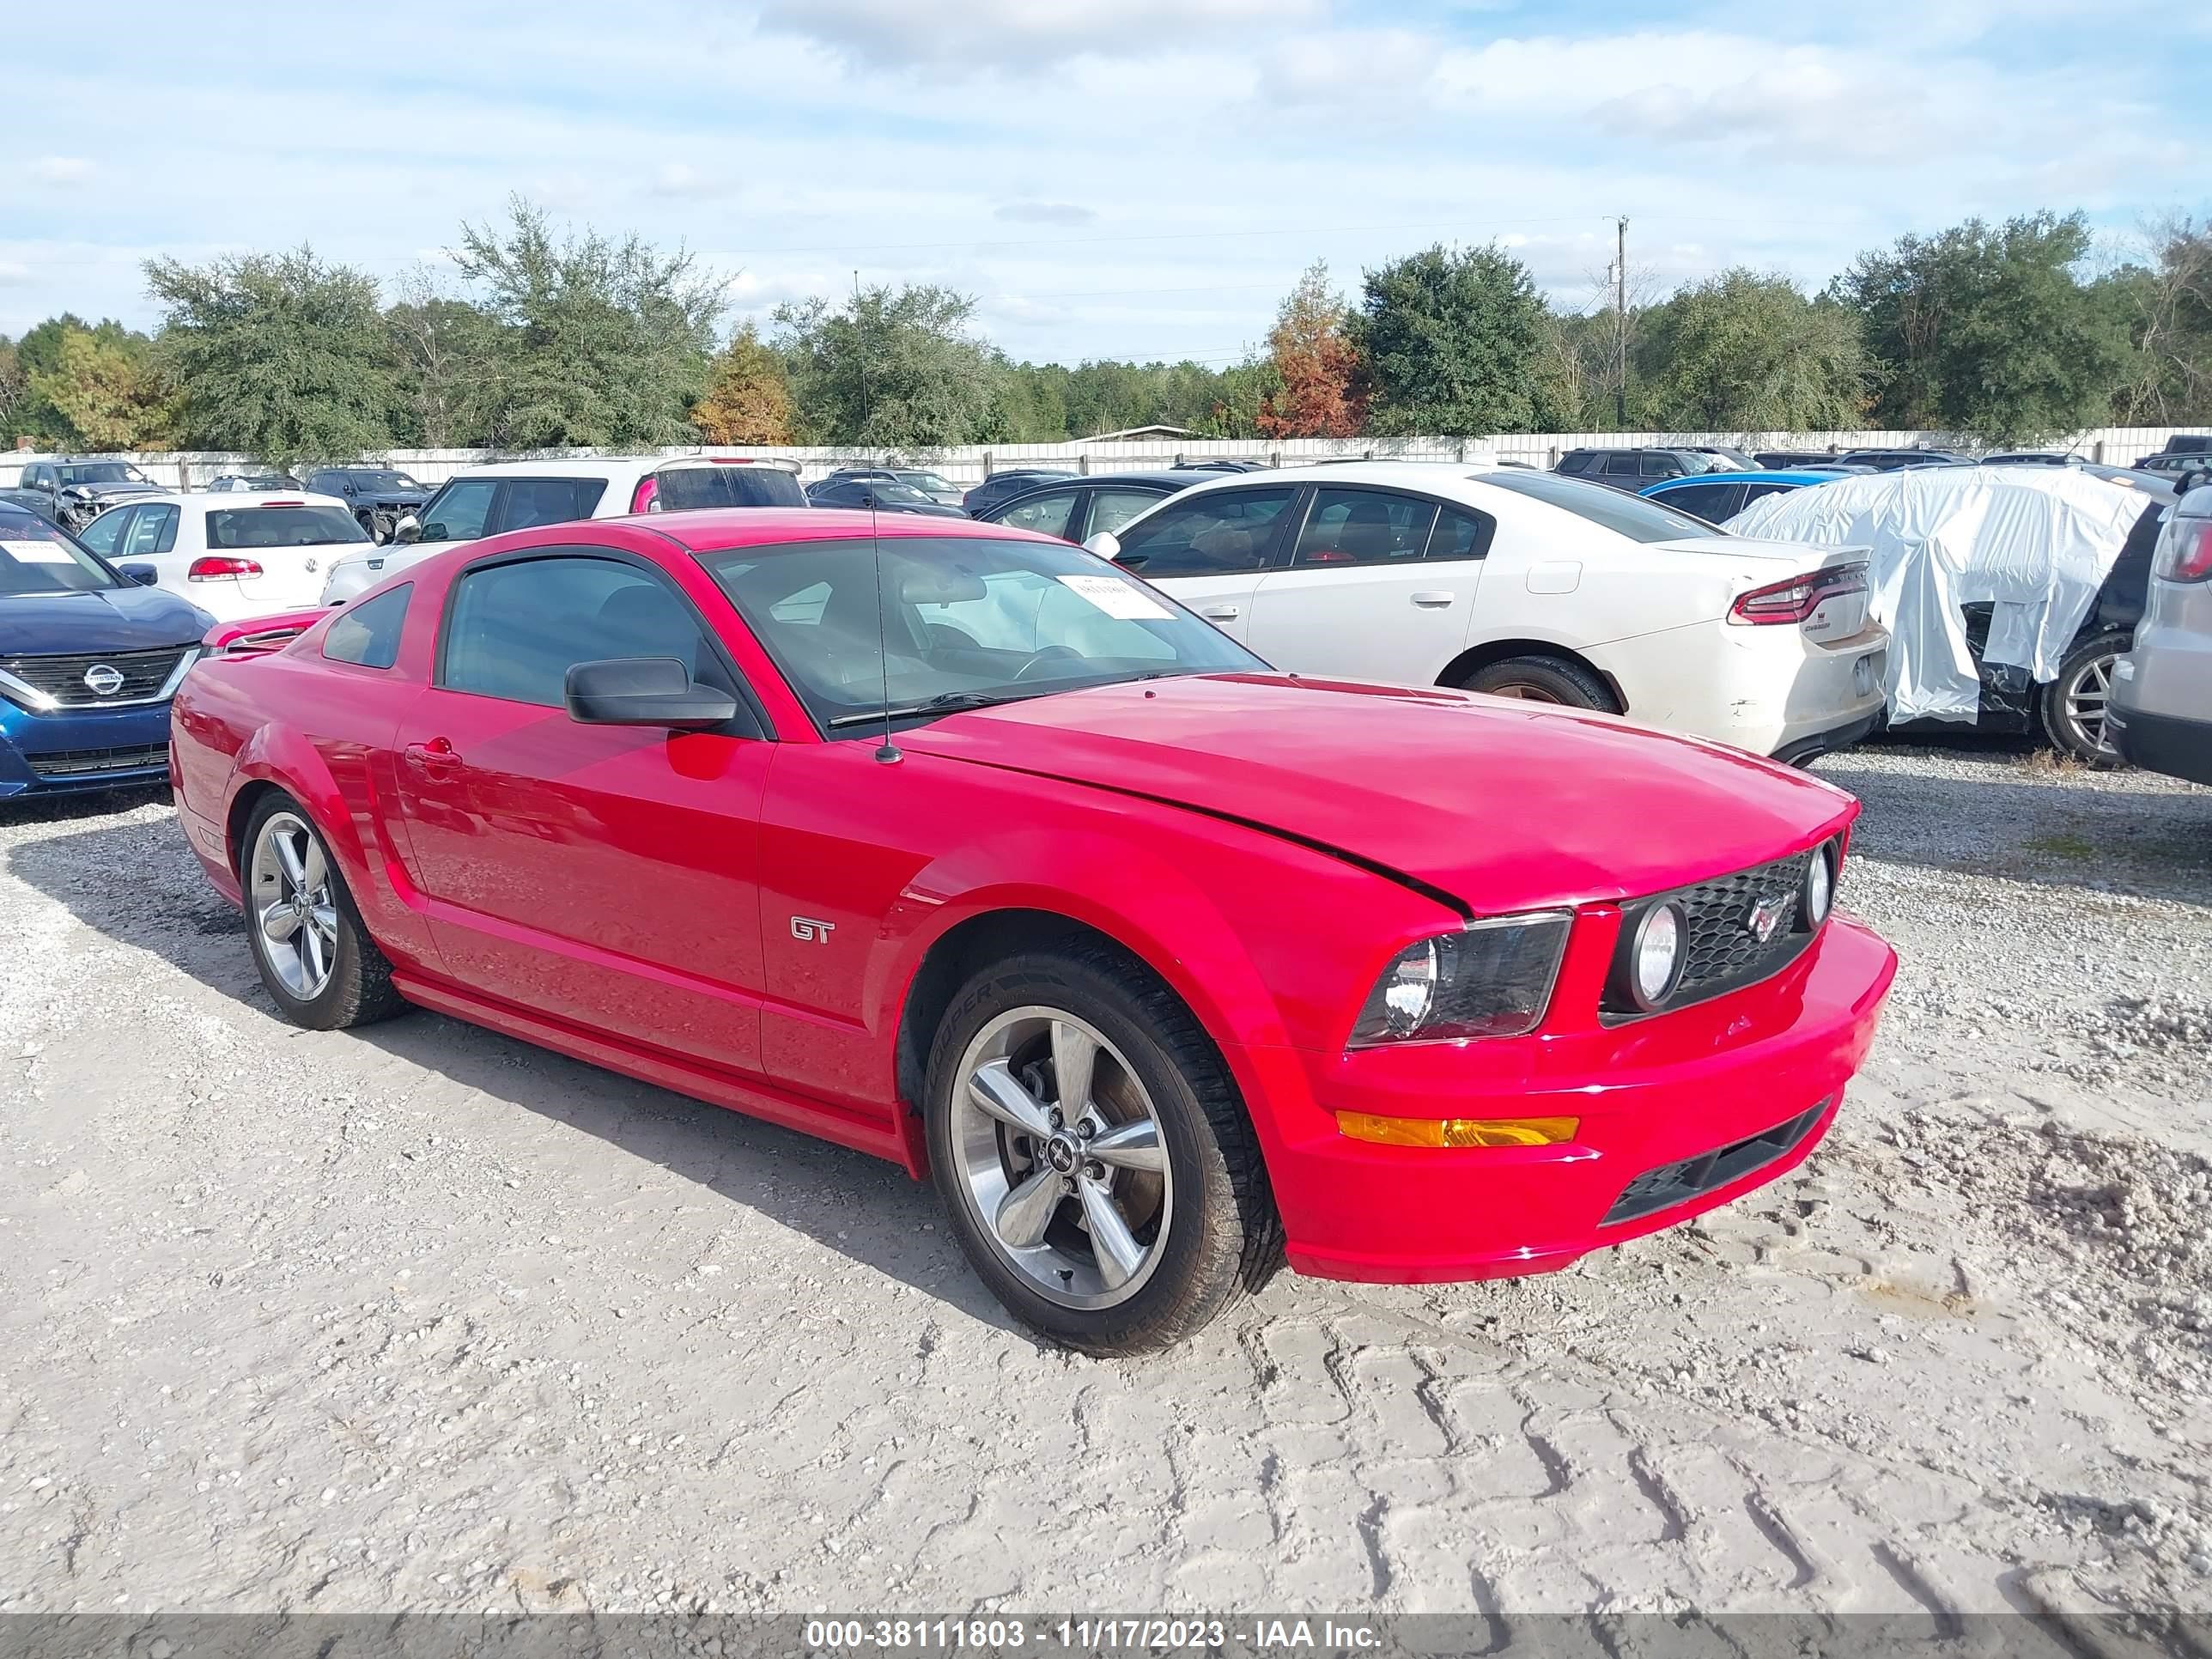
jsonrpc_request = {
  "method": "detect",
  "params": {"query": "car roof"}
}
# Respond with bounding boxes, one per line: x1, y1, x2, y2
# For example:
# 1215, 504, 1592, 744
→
112, 490, 353, 509
620, 507, 1054, 552
1649, 468, 1844, 487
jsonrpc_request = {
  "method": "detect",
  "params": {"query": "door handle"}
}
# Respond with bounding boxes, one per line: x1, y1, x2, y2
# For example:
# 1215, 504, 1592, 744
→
403, 738, 459, 775
1410, 591, 1455, 608
1200, 605, 1242, 621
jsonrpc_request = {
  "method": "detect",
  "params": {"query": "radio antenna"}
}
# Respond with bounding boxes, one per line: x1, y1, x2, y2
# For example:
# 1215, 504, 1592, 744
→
870, 504, 901, 764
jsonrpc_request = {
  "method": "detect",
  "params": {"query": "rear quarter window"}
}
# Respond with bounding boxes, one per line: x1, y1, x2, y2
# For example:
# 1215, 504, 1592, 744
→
322, 584, 412, 670
657, 466, 808, 510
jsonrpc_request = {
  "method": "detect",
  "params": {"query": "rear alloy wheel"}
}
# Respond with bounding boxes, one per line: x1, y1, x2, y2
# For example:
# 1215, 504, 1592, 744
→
1457, 654, 1620, 712
243, 795, 408, 1030
925, 945, 1277, 1354
2039, 630, 2132, 765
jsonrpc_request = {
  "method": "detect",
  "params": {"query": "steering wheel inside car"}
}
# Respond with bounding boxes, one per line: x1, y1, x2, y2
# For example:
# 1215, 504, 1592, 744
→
1012, 644, 1084, 683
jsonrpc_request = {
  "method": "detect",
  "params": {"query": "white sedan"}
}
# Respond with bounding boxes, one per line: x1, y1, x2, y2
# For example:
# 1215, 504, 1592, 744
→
1083, 461, 1889, 761
71, 491, 368, 623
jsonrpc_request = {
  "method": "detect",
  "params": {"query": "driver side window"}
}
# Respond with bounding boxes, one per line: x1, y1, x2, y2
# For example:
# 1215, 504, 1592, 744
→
421, 479, 498, 543
76, 508, 131, 558
441, 556, 732, 709
1109, 488, 1297, 577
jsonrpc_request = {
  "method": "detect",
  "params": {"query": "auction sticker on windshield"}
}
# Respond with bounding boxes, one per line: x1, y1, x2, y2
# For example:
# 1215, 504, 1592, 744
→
1056, 573, 1172, 620
1, 540, 71, 563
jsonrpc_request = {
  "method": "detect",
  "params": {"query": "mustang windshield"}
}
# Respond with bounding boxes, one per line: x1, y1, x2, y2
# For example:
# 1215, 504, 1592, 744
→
0, 510, 120, 594
701, 534, 1266, 732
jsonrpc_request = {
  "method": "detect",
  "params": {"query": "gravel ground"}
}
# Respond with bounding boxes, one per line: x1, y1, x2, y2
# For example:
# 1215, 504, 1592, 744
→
0, 740, 2207, 1625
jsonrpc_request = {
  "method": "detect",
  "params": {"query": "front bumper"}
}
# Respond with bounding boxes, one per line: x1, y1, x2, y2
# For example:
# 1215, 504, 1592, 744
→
0, 697, 176, 799
2108, 702, 2212, 787
1235, 914, 1896, 1284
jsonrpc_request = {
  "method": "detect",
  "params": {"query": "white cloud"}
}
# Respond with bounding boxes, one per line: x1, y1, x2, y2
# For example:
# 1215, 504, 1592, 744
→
0, 261, 29, 286
994, 202, 1096, 226
757, 0, 1324, 69
28, 156, 94, 185
651, 162, 732, 201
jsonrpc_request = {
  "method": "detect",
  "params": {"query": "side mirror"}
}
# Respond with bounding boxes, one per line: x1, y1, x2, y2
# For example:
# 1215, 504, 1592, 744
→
118, 562, 161, 586
392, 514, 422, 544
564, 657, 737, 731
1082, 531, 1122, 561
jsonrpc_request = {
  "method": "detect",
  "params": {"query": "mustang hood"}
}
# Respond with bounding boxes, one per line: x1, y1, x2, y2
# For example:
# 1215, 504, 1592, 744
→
0, 585, 211, 657
903, 674, 1858, 914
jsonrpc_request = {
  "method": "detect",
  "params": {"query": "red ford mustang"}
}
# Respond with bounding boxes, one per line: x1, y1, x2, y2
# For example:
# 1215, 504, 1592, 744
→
169, 508, 1896, 1353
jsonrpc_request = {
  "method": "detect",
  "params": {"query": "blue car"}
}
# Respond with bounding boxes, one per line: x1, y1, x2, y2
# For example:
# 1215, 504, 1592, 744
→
0, 504, 211, 801
1638, 468, 1850, 525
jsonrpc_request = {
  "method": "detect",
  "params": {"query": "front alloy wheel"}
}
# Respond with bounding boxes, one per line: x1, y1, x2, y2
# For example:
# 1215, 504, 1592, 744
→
951, 1008, 1171, 1309
924, 945, 1278, 1354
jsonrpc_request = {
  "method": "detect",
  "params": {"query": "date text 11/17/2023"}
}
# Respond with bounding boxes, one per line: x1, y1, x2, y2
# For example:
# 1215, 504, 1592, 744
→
801, 1619, 1381, 1650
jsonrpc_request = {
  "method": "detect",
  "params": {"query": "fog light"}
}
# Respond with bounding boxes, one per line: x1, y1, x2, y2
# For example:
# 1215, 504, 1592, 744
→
1338, 1112, 1579, 1148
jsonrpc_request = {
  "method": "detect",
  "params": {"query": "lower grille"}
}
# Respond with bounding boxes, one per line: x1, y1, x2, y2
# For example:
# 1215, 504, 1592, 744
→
0, 646, 194, 706
25, 744, 171, 779
1601, 1101, 1830, 1225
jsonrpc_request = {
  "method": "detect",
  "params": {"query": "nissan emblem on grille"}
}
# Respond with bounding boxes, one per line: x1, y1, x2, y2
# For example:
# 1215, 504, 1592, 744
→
82, 664, 125, 696
1746, 897, 1786, 944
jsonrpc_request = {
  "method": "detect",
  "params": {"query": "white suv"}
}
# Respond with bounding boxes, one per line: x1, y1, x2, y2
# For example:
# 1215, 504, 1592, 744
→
73, 490, 368, 622
318, 456, 807, 604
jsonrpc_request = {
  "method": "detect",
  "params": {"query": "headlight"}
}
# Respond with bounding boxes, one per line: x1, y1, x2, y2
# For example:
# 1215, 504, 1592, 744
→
1349, 911, 1571, 1047
1803, 843, 1835, 927
1629, 901, 1686, 1011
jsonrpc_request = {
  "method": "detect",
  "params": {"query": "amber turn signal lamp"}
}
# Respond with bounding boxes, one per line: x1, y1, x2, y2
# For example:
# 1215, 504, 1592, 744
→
1337, 1112, 1579, 1148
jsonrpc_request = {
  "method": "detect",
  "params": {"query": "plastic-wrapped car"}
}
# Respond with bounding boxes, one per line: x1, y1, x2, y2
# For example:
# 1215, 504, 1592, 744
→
1729, 467, 2171, 759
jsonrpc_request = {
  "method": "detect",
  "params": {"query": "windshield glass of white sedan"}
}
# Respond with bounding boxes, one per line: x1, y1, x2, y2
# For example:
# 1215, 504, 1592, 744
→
701, 534, 1265, 729
1484, 470, 1724, 542
204, 506, 368, 549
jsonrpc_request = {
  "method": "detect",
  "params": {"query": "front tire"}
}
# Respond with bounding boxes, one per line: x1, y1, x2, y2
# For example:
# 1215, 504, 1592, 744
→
2039, 630, 2130, 765
923, 943, 1278, 1355
1456, 654, 1620, 711
241, 794, 407, 1030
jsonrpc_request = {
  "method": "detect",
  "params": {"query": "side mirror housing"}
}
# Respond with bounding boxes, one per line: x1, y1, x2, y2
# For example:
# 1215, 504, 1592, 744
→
564, 657, 738, 731
391, 514, 422, 544
1082, 531, 1122, 561
118, 562, 161, 586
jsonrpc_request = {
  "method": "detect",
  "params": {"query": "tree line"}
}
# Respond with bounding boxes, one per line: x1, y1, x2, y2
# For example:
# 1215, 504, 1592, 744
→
3, 198, 2209, 465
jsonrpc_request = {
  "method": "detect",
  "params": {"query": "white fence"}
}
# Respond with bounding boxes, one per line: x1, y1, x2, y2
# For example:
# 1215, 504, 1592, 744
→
13, 427, 2209, 492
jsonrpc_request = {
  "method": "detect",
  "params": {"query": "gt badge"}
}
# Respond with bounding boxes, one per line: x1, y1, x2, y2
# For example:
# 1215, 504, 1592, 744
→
790, 916, 836, 943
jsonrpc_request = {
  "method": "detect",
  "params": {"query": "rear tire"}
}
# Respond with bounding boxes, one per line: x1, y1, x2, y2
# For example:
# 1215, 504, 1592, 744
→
923, 941, 1278, 1355
2038, 630, 2130, 765
1456, 654, 1620, 712
241, 793, 408, 1030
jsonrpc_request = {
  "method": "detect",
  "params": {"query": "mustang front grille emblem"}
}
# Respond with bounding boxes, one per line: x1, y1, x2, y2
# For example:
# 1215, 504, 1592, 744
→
82, 664, 125, 696
790, 916, 836, 943
1746, 897, 1786, 944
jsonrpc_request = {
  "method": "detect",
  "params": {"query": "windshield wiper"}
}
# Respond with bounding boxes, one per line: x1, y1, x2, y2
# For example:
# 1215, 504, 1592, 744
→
826, 690, 1030, 728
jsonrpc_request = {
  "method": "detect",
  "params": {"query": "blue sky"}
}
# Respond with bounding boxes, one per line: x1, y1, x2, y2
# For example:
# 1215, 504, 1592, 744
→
3, 0, 2205, 366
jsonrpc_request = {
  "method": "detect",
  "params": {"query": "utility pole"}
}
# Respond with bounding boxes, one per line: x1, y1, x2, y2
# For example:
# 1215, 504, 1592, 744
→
1613, 216, 1628, 430
854, 270, 872, 446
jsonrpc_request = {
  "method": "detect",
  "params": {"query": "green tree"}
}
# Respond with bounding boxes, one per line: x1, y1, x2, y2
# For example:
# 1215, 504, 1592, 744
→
775, 283, 1005, 446
383, 273, 502, 448
2103, 218, 2212, 424
1636, 270, 1874, 431
453, 197, 725, 449
6, 314, 159, 444
144, 248, 399, 466
1352, 244, 1550, 436
1832, 210, 2134, 443
690, 322, 796, 443
26, 325, 179, 449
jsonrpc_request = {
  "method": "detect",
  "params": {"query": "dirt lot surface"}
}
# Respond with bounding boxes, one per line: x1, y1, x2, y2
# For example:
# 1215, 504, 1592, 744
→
1, 743, 2207, 1622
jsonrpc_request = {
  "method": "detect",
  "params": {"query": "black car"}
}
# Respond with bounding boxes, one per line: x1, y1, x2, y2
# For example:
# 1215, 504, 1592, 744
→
1170, 459, 1270, 473
1553, 447, 1722, 490
973, 471, 1209, 544
11, 457, 164, 532
1753, 449, 1846, 469
1835, 448, 1973, 471
305, 467, 434, 543
962, 469, 1079, 517
2153, 434, 2212, 457
805, 477, 968, 517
